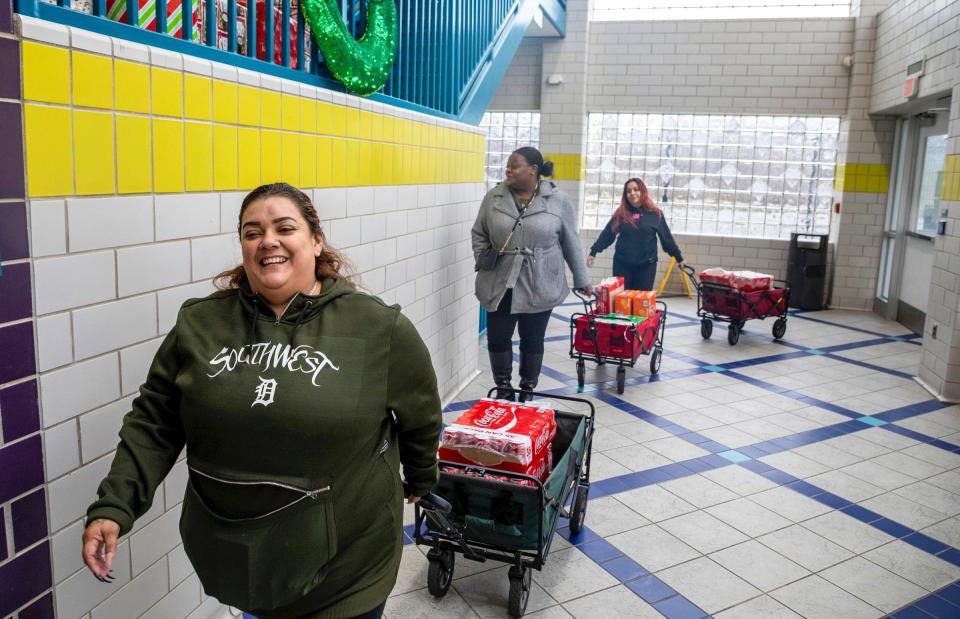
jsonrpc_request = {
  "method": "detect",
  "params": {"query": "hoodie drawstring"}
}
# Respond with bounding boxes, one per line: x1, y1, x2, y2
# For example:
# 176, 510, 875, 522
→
247, 299, 261, 351
289, 301, 313, 347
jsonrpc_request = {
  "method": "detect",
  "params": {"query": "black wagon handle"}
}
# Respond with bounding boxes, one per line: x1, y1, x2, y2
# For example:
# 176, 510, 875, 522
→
680, 264, 702, 292
573, 287, 596, 314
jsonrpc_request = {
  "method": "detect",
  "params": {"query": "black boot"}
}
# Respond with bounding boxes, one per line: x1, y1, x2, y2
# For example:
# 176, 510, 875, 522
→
518, 352, 544, 402
488, 350, 515, 401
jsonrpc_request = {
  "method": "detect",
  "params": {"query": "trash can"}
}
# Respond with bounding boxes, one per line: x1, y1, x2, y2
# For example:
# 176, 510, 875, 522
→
788, 233, 828, 310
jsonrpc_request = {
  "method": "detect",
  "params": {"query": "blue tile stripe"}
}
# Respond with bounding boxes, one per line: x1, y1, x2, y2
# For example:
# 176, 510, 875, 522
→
897, 580, 960, 617
557, 525, 709, 618
787, 312, 921, 342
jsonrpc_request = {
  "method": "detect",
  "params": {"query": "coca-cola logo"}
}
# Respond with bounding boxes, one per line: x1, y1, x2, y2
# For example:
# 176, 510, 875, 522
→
474, 406, 517, 431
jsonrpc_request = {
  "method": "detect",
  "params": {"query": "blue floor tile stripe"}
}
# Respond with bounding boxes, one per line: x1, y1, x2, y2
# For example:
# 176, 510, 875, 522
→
555, 525, 709, 617
788, 312, 922, 342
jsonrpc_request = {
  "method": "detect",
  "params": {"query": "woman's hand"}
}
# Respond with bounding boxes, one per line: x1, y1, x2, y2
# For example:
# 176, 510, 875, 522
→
82, 518, 120, 581
586, 255, 595, 268
407, 496, 421, 504
577, 284, 595, 296
678, 260, 686, 269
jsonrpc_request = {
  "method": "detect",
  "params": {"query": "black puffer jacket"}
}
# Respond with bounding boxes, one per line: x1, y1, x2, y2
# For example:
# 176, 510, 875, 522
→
590, 206, 683, 266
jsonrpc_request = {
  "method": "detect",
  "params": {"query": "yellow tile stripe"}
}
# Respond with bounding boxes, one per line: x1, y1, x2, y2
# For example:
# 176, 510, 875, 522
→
543, 153, 584, 182
943, 155, 960, 202
21, 42, 486, 198
834, 162, 890, 194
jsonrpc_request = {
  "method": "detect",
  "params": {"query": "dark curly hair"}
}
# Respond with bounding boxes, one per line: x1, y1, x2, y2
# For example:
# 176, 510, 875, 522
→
214, 183, 355, 289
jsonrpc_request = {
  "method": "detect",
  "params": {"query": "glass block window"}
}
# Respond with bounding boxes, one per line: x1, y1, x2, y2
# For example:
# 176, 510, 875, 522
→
583, 113, 841, 239
592, 0, 850, 21
480, 112, 541, 190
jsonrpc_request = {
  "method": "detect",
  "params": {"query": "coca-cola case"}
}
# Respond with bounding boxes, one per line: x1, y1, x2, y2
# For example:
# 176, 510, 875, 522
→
439, 399, 556, 482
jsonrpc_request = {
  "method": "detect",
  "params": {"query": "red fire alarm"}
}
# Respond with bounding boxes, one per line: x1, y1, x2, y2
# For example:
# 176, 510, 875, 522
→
834, 202, 840, 214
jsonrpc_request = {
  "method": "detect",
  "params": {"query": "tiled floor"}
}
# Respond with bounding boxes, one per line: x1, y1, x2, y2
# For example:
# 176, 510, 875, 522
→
387, 297, 960, 618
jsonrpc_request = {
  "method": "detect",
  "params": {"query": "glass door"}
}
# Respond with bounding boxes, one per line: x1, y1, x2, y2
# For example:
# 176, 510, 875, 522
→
875, 119, 913, 318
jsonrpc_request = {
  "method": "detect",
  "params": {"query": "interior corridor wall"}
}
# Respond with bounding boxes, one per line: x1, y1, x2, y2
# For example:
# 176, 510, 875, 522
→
5, 14, 486, 618
486, 17, 855, 293
864, 0, 960, 399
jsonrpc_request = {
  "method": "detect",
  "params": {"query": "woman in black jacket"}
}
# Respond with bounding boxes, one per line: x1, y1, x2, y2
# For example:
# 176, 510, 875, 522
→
587, 177, 684, 290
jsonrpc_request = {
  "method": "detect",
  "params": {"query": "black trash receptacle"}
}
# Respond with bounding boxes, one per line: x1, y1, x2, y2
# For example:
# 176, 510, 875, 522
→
788, 233, 828, 310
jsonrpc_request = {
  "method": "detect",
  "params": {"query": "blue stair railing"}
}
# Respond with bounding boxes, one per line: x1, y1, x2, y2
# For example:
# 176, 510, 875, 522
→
14, 0, 565, 123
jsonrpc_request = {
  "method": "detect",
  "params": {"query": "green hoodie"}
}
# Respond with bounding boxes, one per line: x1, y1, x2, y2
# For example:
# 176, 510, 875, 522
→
86, 278, 442, 618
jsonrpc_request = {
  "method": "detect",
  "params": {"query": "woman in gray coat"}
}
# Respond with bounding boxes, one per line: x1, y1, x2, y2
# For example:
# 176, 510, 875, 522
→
473, 146, 593, 400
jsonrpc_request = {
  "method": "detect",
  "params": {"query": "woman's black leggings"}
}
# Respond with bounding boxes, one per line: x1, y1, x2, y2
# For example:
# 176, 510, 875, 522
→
486, 289, 552, 354
613, 257, 658, 291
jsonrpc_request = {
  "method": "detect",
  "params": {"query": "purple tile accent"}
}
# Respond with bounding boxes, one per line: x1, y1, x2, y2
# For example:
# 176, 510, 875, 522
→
12, 489, 48, 552
0, 262, 33, 322
0, 102, 25, 200
0, 435, 43, 505
18, 592, 54, 619
17, 592, 55, 619
0, 0, 11, 34
0, 322, 36, 384
0, 542, 52, 617
0, 38, 19, 100
0, 379, 40, 442
0, 202, 28, 260
0, 506, 6, 562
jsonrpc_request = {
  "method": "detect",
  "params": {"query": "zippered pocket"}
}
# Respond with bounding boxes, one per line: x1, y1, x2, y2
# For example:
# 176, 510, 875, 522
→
179, 473, 337, 611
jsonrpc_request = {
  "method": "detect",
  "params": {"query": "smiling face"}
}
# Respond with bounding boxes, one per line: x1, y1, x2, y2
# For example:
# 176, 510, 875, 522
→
625, 181, 644, 208
240, 196, 323, 306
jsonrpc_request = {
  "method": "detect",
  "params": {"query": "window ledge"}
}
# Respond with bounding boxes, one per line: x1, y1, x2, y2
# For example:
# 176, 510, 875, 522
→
906, 230, 935, 241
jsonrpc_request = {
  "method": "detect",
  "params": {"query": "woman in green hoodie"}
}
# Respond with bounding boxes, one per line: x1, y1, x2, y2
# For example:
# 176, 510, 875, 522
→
82, 183, 443, 619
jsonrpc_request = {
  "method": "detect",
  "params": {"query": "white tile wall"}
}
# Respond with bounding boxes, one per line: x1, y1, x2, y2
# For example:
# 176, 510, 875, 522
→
119, 337, 164, 396
91, 559, 169, 619
40, 353, 120, 428
24, 25, 485, 619
30, 199, 67, 257
155, 194, 221, 241
157, 281, 218, 334
72, 294, 158, 360
50, 520, 85, 583
870, 0, 959, 113
55, 541, 132, 619
139, 574, 202, 619
79, 396, 135, 463
219, 192, 244, 233
117, 241, 192, 297
167, 545, 194, 588
489, 38, 543, 111
67, 196, 154, 252
190, 234, 241, 281
47, 454, 112, 531
586, 19, 854, 115
36, 312, 73, 371
34, 252, 117, 315
314, 187, 348, 221
130, 507, 182, 576
44, 419, 80, 480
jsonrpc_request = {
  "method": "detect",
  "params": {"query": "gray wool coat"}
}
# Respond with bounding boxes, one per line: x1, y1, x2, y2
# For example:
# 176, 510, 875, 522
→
472, 180, 590, 314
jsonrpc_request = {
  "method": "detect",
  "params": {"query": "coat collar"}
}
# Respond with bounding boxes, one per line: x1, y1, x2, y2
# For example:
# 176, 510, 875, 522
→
490, 180, 558, 218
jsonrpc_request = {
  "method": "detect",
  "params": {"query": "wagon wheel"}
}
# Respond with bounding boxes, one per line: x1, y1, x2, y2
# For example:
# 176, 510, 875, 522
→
426, 548, 454, 597
649, 348, 662, 375
772, 317, 787, 340
616, 366, 626, 394
700, 319, 713, 339
508, 566, 532, 617
569, 484, 589, 534
727, 323, 740, 346
576, 358, 585, 389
